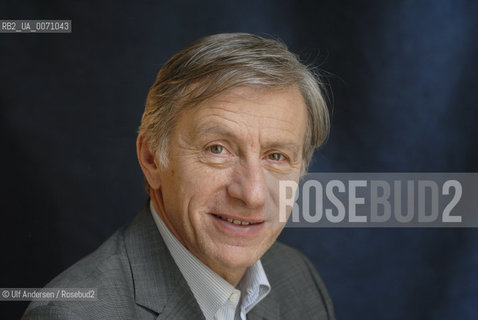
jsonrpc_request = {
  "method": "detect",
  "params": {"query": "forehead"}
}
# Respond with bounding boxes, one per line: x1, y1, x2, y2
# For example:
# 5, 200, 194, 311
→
178, 86, 307, 141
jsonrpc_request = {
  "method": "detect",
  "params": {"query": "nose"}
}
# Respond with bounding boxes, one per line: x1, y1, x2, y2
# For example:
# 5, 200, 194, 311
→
226, 158, 266, 209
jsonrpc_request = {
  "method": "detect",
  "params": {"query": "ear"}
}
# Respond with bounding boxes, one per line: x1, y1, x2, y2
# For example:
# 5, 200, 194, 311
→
136, 133, 162, 190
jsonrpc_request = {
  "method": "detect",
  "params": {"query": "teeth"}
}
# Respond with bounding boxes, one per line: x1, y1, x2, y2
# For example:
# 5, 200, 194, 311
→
215, 214, 256, 226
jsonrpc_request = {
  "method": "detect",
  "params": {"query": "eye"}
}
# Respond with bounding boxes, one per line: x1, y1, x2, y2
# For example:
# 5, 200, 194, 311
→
268, 152, 285, 161
208, 144, 225, 154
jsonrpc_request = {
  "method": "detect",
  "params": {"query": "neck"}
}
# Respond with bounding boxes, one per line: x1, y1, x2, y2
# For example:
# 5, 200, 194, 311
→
211, 263, 246, 287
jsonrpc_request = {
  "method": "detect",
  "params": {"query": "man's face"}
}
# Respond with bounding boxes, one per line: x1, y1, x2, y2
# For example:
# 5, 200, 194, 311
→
153, 86, 307, 279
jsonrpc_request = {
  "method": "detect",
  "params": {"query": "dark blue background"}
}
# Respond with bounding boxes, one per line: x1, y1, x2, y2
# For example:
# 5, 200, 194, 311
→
1, 1, 477, 319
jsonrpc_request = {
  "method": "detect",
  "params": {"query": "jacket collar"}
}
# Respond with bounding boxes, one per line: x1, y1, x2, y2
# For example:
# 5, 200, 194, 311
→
123, 203, 204, 319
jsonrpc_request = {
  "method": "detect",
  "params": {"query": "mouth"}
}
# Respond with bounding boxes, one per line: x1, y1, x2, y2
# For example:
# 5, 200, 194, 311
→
212, 214, 263, 226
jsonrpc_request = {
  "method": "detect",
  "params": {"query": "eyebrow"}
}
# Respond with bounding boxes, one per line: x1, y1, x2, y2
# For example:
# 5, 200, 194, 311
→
195, 123, 237, 140
194, 123, 302, 159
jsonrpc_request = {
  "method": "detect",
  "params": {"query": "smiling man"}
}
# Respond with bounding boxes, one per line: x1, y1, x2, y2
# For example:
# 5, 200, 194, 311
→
23, 33, 335, 320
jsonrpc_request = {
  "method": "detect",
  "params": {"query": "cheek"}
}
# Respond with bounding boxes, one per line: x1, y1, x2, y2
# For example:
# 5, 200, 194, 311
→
191, 169, 232, 201
164, 170, 228, 217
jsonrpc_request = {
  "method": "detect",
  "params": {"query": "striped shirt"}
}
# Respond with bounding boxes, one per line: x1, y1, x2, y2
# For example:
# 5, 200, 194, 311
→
150, 202, 271, 320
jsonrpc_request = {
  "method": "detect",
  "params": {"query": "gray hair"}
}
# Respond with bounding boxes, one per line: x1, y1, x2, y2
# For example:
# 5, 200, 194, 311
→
139, 33, 329, 183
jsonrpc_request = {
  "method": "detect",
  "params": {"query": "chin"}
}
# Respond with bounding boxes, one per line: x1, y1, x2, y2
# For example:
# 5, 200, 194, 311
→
212, 244, 265, 270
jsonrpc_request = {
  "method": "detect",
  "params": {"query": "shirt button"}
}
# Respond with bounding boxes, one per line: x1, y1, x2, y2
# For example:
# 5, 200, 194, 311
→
229, 292, 239, 301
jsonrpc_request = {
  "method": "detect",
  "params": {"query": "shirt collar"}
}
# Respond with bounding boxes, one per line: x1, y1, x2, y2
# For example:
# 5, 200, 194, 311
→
150, 201, 271, 319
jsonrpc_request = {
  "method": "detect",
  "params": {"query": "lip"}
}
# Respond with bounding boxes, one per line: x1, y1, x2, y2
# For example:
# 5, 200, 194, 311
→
212, 213, 265, 224
211, 213, 265, 236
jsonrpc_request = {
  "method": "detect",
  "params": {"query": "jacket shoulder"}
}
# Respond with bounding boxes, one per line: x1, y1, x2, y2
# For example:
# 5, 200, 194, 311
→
260, 241, 336, 319
23, 227, 137, 319
47, 226, 131, 289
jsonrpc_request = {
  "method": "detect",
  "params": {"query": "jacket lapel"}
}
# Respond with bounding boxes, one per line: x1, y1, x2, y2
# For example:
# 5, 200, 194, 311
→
124, 204, 204, 319
247, 293, 280, 320
154, 277, 205, 320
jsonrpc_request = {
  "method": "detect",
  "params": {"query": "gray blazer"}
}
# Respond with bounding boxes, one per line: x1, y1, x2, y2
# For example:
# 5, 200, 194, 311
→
23, 204, 335, 319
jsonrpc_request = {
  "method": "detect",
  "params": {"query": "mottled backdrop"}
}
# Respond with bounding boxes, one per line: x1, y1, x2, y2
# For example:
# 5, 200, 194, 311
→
1, 1, 477, 319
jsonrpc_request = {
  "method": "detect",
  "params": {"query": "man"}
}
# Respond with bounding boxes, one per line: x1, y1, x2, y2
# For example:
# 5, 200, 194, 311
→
23, 33, 335, 319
